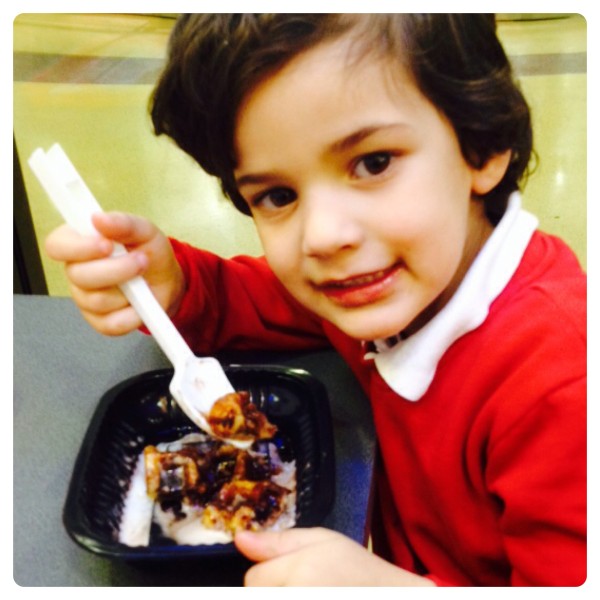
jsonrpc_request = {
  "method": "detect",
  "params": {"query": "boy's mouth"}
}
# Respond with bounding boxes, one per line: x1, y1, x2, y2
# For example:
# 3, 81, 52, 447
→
314, 262, 403, 308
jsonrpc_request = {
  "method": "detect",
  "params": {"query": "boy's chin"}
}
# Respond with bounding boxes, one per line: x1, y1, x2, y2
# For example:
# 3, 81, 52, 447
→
308, 300, 414, 342
333, 319, 408, 343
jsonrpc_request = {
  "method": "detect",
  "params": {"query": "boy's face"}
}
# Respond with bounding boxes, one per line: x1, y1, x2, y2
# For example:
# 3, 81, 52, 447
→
234, 38, 496, 341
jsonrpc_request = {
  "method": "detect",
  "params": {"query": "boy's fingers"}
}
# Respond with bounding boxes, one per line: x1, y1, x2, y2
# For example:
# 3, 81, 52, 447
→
80, 304, 143, 337
91, 211, 158, 246
45, 213, 157, 263
243, 555, 291, 587
234, 527, 334, 562
66, 251, 148, 290
69, 284, 129, 315
45, 224, 112, 262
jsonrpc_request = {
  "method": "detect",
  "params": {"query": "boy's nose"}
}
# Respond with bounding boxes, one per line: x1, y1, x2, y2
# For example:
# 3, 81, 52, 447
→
300, 190, 364, 258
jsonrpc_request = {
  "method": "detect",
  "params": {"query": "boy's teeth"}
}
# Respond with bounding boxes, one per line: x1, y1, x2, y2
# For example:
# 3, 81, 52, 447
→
335, 269, 386, 288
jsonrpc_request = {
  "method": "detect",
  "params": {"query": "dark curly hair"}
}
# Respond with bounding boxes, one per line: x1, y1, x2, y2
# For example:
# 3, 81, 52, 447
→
151, 14, 533, 224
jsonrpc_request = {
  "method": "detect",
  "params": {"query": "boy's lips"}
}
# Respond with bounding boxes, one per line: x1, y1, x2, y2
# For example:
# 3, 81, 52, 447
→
314, 262, 404, 307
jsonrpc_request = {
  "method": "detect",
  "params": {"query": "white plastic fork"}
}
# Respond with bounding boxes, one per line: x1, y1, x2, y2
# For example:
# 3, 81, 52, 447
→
28, 143, 251, 448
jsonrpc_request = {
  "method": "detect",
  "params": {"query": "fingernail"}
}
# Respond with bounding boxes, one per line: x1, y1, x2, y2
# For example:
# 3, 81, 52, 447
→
98, 239, 113, 255
133, 252, 149, 271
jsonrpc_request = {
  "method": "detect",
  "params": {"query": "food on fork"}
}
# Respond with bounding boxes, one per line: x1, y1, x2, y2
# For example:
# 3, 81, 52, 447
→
207, 391, 278, 442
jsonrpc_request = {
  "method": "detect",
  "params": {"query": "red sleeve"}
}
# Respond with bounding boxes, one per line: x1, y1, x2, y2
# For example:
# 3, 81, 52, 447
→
168, 238, 330, 354
438, 272, 585, 586
487, 377, 587, 586
427, 373, 586, 587
485, 263, 587, 586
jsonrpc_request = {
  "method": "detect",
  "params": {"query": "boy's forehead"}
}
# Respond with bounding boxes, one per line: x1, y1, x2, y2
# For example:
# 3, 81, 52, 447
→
239, 35, 414, 120
283, 34, 405, 82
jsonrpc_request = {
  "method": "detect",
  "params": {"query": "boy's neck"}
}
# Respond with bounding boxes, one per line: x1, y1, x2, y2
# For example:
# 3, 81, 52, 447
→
402, 204, 495, 339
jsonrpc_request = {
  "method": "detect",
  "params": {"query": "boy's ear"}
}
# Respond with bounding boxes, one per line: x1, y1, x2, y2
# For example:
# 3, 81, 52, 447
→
471, 150, 511, 195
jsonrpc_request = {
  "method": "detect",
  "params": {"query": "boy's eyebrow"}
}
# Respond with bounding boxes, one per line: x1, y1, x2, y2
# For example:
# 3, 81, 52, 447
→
235, 122, 409, 189
235, 171, 279, 189
329, 123, 406, 154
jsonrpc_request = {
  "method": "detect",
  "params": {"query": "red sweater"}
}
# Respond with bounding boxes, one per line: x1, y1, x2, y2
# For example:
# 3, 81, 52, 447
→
169, 231, 586, 586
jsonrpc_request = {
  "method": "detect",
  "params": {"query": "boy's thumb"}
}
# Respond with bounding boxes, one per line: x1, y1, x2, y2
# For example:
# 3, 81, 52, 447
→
91, 211, 156, 246
234, 527, 331, 562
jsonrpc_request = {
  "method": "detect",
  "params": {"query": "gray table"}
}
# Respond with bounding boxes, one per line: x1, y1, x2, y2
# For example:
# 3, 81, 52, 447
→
13, 295, 376, 586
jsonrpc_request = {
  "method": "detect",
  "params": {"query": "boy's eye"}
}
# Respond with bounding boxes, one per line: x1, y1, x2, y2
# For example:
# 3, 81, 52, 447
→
353, 152, 392, 178
252, 187, 297, 210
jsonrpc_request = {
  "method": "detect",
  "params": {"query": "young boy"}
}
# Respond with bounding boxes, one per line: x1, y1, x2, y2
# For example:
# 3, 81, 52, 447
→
45, 14, 586, 586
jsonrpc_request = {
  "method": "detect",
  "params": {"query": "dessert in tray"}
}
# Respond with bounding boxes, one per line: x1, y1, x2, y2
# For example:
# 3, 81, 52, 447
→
119, 391, 296, 546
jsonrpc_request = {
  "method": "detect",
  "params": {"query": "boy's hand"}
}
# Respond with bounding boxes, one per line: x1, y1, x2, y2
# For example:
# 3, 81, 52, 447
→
234, 527, 435, 586
45, 211, 185, 336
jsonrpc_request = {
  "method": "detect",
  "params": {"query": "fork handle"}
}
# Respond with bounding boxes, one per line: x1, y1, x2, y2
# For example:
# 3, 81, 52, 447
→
28, 143, 194, 368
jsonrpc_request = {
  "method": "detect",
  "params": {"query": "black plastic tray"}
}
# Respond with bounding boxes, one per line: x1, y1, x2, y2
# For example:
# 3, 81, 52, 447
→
63, 364, 335, 560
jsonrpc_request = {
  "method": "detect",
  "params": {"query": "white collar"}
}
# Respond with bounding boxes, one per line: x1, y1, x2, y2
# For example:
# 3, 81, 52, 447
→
365, 192, 538, 401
